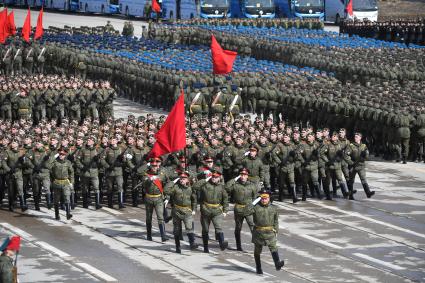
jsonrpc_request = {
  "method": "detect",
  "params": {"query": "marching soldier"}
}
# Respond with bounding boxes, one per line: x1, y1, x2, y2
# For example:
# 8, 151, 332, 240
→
100, 136, 125, 209
164, 171, 199, 253
243, 189, 285, 275
75, 136, 102, 209
141, 157, 169, 242
195, 167, 229, 253
272, 133, 299, 203
225, 168, 257, 251
2, 139, 27, 212
28, 139, 52, 210
49, 148, 74, 220
298, 133, 322, 201
345, 133, 375, 199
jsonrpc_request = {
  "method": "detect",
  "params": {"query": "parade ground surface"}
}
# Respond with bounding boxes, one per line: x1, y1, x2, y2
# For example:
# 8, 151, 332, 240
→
0, 98, 424, 283
0, 8, 424, 283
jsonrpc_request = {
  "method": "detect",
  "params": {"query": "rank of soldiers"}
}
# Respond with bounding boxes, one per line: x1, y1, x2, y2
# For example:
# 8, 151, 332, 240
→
341, 18, 425, 46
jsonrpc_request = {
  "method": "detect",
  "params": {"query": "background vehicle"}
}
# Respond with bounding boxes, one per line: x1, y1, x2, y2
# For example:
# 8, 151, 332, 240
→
79, 0, 120, 14
325, 0, 378, 24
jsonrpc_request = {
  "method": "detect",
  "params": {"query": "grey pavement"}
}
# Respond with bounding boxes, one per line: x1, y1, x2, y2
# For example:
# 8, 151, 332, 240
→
1, 144, 424, 282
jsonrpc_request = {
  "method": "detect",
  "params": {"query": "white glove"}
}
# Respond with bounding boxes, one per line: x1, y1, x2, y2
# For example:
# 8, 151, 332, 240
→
252, 197, 262, 206
244, 151, 250, 156
222, 213, 227, 217
192, 211, 196, 216
206, 176, 211, 182
147, 162, 151, 167
125, 153, 133, 160
164, 199, 169, 207
54, 153, 59, 158
234, 175, 241, 181
173, 178, 180, 184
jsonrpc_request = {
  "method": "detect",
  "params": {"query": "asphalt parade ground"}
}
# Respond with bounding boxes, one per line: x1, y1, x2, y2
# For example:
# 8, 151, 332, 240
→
0, 99, 425, 283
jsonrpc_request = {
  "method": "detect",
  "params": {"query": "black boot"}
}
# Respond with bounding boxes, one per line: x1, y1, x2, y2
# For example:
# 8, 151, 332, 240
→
402, 156, 407, 164
301, 186, 307, 201
132, 191, 139, 207
54, 204, 60, 220
322, 182, 332, 200
314, 184, 323, 200
347, 182, 357, 200
19, 196, 28, 212
8, 195, 14, 212
339, 182, 348, 199
146, 224, 153, 241
218, 232, 228, 251
290, 185, 299, 203
95, 192, 102, 209
34, 194, 40, 211
309, 185, 316, 198
278, 188, 284, 202
82, 192, 89, 209
174, 235, 181, 254
70, 193, 75, 210
202, 233, 209, 253
362, 182, 375, 198
271, 251, 285, 270
108, 193, 113, 208
118, 192, 125, 209
164, 205, 172, 224
255, 254, 263, 275
235, 231, 243, 251
46, 193, 52, 209
188, 233, 199, 250
159, 224, 168, 242
65, 203, 73, 220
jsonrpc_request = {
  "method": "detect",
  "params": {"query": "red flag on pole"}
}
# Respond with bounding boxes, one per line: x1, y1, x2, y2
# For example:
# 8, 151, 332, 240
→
8, 10, 17, 36
152, 0, 161, 13
21, 8, 31, 43
0, 9, 7, 44
34, 7, 43, 40
211, 34, 237, 75
346, 0, 353, 17
148, 90, 186, 158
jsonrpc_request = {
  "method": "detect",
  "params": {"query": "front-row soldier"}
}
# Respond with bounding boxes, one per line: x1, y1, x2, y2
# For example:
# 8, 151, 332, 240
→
164, 171, 199, 253
49, 148, 74, 220
225, 168, 257, 251
243, 189, 285, 275
194, 168, 229, 253
141, 157, 169, 242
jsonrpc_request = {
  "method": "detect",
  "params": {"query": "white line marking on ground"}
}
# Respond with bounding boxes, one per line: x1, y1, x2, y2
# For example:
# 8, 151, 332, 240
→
75, 262, 118, 282
101, 207, 123, 215
300, 234, 343, 249
309, 200, 425, 239
226, 259, 275, 277
0, 223, 34, 239
36, 241, 71, 257
353, 253, 405, 271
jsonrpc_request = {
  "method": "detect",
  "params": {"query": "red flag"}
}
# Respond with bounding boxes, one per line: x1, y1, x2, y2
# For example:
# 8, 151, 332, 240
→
152, 0, 161, 13
21, 8, 31, 43
346, 0, 353, 16
148, 90, 186, 158
0, 9, 7, 44
34, 7, 43, 40
6, 236, 21, 251
211, 34, 237, 75
7, 10, 16, 36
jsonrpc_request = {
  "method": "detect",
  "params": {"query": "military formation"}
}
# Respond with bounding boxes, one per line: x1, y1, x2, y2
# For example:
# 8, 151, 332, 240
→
0, 17, 424, 275
0, 110, 374, 273
0, 74, 116, 124
341, 18, 425, 46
